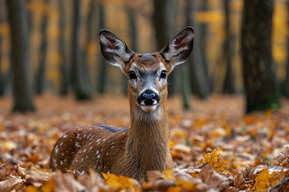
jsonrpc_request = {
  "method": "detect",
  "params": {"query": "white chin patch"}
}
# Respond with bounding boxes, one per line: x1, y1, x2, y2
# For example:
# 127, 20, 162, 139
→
141, 105, 158, 112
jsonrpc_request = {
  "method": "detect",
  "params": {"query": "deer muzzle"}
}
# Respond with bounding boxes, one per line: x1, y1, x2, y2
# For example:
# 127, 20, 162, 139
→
137, 89, 160, 112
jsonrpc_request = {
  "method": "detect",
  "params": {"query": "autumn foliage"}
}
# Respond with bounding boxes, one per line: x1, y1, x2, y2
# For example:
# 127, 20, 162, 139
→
1, 95, 289, 191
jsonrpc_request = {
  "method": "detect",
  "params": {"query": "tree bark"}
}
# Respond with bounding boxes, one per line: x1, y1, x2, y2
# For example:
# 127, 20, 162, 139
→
71, 0, 93, 100
35, 0, 49, 94
241, 0, 280, 113
6, 0, 35, 112
58, 0, 69, 96
186, 0, 210, 99
283, 0, 289, 98
222, 0, 236, 94
96, 2, 107, 94
122, 7, 138, 95
0, 36, 4, 96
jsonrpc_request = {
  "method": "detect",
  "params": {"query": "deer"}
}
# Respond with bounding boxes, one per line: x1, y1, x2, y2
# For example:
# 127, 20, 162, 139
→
49, 26, 194, 182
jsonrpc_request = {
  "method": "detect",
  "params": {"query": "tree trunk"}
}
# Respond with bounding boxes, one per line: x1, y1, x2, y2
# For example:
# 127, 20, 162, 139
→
186, 0, 210, 99
222, 0, 236, 94
6, 0, 35, 112
241, 0, 280, 113
283, 0, 289, 98
0, 36, 4, 96
199, 0, 209, 86
122, 7, 138, 95
71, 0, 93, 100
153, 0, 178, 96
58, 0, 69, 96
96, 2, 107, 94
35, 0, 49, 94
152, 0, 170, 50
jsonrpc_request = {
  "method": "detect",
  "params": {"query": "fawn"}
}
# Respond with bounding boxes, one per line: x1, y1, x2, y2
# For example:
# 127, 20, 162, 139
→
49, 27, 194, 181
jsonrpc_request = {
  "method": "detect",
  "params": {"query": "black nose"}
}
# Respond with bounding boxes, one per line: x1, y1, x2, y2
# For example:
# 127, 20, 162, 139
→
137, 90, 159, 105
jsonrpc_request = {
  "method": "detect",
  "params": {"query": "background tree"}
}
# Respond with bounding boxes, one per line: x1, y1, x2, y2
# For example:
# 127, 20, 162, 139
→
198, 0, 210, 88
58, 0, 69, 96
6, 0, 35, 112
283, 0, 289, 98
71, 0, 93, 100
35, 0, 49, 94
222, 0, 236, 94
186, 0, 210, 99
0, 36, 3, 96
152, 0, 178, 95
241, 0, 280, 113
96, 1, 107, 94
122, 2, 139, 95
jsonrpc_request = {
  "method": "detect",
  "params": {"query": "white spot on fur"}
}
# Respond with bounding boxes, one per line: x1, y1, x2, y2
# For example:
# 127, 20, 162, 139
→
55, 146, 59, 154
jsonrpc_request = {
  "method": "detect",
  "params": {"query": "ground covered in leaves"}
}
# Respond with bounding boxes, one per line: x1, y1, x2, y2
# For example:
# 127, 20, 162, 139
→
1, 94, 289, 191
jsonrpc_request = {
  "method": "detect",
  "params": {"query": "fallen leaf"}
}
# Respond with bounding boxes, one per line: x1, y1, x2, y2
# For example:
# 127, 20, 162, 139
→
198, 147, 227, 172
254, 168, 285, 192
199, 163, 229, 190
0, 176, 24, 192
103, 173, 141, 192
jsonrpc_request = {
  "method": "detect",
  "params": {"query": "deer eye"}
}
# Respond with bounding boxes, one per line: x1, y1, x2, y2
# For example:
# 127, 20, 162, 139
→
160, 70, 167, 79
128, 71, 137, 80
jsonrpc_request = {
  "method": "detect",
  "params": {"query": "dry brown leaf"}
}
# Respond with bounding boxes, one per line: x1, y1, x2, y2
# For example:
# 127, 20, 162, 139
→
199, 163, 229, 190
0, 176, 24, 192
78, 170, 118, 192
233, 172, 245, 189
51, 171, 86, 192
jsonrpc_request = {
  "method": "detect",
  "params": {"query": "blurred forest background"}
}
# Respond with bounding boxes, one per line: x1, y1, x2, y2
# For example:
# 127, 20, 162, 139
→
0, 0, 288, 113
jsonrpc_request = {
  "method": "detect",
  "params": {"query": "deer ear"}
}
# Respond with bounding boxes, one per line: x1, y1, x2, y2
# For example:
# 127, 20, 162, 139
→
160, 27, 194, 69
99, 30, 134, 70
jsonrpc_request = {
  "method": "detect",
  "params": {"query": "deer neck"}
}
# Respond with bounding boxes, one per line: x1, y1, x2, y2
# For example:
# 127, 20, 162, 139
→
124, 101, 171, 171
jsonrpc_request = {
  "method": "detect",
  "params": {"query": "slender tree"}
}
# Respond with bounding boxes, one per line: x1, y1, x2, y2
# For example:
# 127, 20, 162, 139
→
199, 0, 209, 85
222, 0, 236, 94
0, 36, 3, 95
96, 1, 107, 94
153, 0, 178, 96
186, 0, 210, 99
241, 0, 280, 113
121, 5, 138, 95
283, 0, 289, 98
6, 0, 35, 112
35, 0, 49, 94
71, 0, 93, 100
58, 0, 69, 95
152, 0, 170, 50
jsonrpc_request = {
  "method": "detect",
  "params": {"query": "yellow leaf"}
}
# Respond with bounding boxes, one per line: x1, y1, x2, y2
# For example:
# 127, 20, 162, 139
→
254, 168, 285, 192
102, 173, 141, 192
161, 170, 174, 180
198, 147, 226, 172
41, 179, 56, 192
1, 141, 17, 150
25, 186, 39, 192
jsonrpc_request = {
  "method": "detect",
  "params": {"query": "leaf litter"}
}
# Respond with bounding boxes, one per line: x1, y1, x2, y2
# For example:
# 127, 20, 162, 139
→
0, 94, 289, 191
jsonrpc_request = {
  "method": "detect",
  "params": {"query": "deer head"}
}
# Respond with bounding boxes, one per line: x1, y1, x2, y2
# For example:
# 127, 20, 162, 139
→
99, 27, 194, 113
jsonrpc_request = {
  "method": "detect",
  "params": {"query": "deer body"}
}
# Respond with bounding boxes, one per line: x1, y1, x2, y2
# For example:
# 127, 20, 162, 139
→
50, 27, 194, 181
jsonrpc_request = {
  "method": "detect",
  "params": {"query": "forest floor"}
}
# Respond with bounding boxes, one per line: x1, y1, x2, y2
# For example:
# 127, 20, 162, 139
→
0, 94, 289, 191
